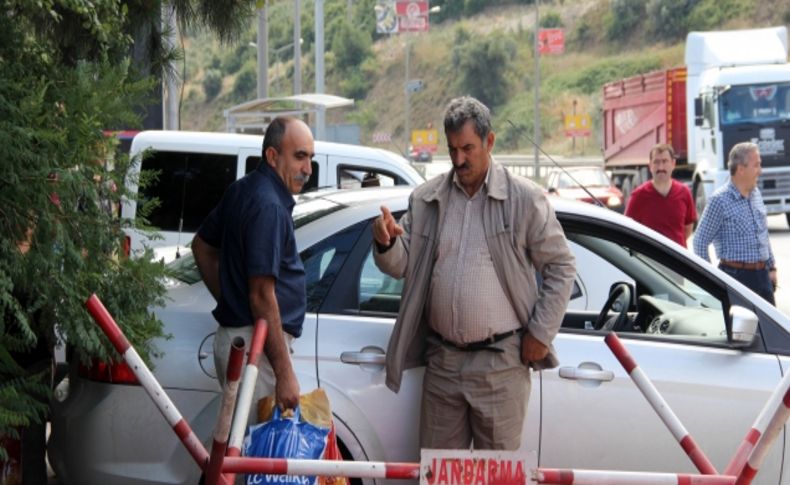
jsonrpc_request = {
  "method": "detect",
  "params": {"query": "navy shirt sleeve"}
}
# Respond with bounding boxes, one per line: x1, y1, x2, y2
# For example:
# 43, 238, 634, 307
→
244, 203, 290, 279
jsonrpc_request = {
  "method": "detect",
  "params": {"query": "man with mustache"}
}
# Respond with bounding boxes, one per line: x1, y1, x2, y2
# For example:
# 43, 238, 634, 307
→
372, 96, 576, 450
193, 116, 314, 412
694, 142, 777, 305
625, 143, 697, 248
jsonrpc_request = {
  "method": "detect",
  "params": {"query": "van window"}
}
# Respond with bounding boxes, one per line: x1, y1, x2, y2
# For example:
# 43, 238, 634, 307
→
337, 165, 405, 189
140, 151, 236, 232
245, 156, 319, 192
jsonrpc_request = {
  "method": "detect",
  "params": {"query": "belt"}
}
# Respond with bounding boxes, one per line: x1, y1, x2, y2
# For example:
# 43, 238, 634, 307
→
719, 259, 767, 270
435, 328, 523, 353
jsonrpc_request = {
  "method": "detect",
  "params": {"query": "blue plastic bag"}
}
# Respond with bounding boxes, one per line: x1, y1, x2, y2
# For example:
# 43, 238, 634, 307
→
243, 406, 330, 485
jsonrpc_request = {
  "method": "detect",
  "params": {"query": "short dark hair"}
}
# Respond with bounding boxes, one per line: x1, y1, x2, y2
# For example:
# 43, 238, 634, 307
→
443, 96, 492, 141
262, 117, 295, 158
649, 143, 675, 161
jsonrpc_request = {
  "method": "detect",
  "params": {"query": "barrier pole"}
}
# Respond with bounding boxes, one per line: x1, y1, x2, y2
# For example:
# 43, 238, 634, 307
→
205, 337, 246, 485
84, 294, 229, 485
224, 318, 268, 484
221, 456, 420, 480
733, 372, 790, 485
604, 332, 717, 475
535, 468, 735, 485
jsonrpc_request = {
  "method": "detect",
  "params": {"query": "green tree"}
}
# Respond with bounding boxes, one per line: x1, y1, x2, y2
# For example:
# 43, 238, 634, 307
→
203, 68, 224, 100
605, 0, 647, 41
451, 28, 517, 109
0, 0, 256, 478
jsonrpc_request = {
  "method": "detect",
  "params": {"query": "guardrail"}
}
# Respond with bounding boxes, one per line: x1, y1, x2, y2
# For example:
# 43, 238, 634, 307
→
411, 156, 604, 183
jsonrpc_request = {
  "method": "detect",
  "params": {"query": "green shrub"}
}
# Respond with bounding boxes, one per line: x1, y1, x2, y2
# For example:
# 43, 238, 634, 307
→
202, 69, 223, 101
547, 56, 663, 95
647, 0, 697, 41
540, 11, 564, 28
452, 30, 517, 108
232, 61, 257, 102
605, 0, 647, 41
687, 0, 748, 31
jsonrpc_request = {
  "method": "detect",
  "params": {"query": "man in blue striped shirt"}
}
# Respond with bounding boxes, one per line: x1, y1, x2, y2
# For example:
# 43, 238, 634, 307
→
693, 142, 777, 305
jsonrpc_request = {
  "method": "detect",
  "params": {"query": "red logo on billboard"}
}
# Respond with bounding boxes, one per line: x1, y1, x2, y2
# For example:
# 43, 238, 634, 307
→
396, 1, 429, 32
538, 28, 564, 55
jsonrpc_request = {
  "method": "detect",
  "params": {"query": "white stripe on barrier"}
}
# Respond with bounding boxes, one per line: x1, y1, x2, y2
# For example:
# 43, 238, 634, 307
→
535, 468, 736, 485
227, 364, 260, 451
631, 367, 688, 442
123, 348, 182, 427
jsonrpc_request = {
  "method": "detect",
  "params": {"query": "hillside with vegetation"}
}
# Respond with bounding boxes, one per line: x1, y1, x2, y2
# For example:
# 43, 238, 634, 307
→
179, 0, 790, 156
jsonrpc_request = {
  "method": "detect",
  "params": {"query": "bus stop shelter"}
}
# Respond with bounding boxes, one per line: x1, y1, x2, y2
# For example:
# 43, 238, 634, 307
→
223, 93, 354, 140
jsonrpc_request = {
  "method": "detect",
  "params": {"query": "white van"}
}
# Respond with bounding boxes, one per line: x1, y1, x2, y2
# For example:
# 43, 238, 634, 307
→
122, 130, 424, 261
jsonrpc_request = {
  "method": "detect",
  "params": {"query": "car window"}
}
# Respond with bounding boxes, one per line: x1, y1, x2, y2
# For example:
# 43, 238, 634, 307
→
139, 151, 236, 232
301, 220, 367, 312
564, 230, 727, 344
337, 165, 402, 189
358, 249, 404, 314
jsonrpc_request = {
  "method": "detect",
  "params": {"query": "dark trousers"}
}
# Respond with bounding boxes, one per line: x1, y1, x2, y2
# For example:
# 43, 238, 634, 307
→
719, 265, 776, 306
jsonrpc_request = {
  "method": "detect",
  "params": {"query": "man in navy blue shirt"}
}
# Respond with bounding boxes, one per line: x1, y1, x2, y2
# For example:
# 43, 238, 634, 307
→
193, 117, 314, 411
694, 142, 777, 305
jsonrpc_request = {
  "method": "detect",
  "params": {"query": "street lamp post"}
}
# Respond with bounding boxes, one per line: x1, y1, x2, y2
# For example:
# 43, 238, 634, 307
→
404, 5, 440, 156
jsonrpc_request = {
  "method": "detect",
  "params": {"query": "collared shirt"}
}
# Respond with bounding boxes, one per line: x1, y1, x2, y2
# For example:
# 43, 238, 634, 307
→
198, 162, 306, 336
625, 179, 696, 247
428, 168, 521, 344
693, 182, 774, 269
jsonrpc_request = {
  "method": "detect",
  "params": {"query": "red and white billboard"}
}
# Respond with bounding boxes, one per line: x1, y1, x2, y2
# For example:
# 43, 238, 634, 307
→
396, 1, 429, 32
538, 28, 564, 55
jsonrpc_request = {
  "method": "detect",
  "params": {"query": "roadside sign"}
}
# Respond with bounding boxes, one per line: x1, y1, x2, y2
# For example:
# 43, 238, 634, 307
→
375, 0, 398, 34
564, 113, 591, 137
411, 128, 439, 152
396, 0, 429, 32
538, 29, 564, 55
420, 449, 537, 485
372, 132, 392, 144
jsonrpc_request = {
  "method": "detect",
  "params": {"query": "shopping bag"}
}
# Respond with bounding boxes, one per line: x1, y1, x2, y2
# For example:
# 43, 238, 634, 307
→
243, 406, 327, 485
246, 389, 350, 485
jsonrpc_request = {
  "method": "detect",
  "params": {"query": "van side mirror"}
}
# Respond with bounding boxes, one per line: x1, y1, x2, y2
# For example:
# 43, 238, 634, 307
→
694, 98, 704, 127
729, 305, 758, 347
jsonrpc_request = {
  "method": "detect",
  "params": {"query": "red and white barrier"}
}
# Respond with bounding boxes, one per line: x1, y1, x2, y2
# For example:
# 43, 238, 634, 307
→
205, 337, 246, 485
535, 468, 735, 485
224, 318, 268, 484
221, 456, 420, 479
84, 294, 229, 485
730, 370, 790, 484
604, 332, 717, 475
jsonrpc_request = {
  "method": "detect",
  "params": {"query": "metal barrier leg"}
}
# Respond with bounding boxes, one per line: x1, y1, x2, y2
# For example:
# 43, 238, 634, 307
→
205, 337, 246, 485
604, 332, 717, 475
84, 294, 229, 485
224, 318, 268, 484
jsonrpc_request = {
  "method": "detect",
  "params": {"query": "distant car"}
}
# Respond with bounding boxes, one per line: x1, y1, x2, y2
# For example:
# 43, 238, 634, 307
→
545, 166, 624, 212
50, 187, 790, 485
409, 147, 432, 163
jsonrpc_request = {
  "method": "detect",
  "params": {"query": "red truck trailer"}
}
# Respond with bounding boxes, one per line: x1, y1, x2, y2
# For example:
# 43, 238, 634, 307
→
601, 67, 689, 202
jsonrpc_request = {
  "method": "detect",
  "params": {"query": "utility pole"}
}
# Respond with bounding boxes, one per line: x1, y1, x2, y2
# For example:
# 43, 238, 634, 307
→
315, 0, 326, 139
257, 4, 268, 99
404, 37, 411, 155
294, 0, 302, 95
533, 0, 541, 180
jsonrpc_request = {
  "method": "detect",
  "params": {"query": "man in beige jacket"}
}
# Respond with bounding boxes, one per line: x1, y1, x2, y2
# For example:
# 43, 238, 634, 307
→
373, 96, 576, 450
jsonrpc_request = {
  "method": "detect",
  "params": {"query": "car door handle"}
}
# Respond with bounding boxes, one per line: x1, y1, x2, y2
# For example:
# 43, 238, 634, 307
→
558, 366, 614, 382
341, 351, 385, 365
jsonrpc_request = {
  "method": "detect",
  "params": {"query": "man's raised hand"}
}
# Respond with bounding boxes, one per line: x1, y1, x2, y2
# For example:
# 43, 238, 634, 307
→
373, 205, 404, 246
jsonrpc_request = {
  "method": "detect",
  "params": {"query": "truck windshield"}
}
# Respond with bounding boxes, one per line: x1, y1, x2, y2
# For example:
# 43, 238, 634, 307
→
720, 82, 790, 126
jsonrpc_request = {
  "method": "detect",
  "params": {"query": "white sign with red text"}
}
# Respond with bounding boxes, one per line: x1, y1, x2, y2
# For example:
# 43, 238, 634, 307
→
420, 449, 537, 485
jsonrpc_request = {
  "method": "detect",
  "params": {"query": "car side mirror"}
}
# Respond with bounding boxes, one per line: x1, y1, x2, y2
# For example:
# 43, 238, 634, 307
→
729, 305, 758, 347
548, 187, 557, 194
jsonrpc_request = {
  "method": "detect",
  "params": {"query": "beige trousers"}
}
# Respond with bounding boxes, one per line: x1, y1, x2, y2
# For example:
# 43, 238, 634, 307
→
420, 332, 530, 450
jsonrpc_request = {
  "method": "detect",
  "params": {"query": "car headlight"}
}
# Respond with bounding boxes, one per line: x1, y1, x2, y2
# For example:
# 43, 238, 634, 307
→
607, 196, 622, 208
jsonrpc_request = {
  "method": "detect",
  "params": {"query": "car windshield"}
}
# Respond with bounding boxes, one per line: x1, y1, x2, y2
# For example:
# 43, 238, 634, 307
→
559, 169, 610, 188
165, 195, 348, 285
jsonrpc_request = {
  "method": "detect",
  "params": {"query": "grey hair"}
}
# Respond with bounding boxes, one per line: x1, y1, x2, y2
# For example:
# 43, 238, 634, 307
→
443, 96, 492, 141
728, 142, 759, 176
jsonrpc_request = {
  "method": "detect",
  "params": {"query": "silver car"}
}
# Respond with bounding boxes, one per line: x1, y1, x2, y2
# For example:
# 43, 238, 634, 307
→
49, 187, 790, 485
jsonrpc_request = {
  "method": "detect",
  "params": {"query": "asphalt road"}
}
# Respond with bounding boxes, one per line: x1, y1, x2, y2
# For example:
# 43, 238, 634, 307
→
767, 214, 790, 316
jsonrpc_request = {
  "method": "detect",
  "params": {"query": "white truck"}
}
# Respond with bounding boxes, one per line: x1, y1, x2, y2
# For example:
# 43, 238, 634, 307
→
122, 130, 424, 261
602, 26, 790, 226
